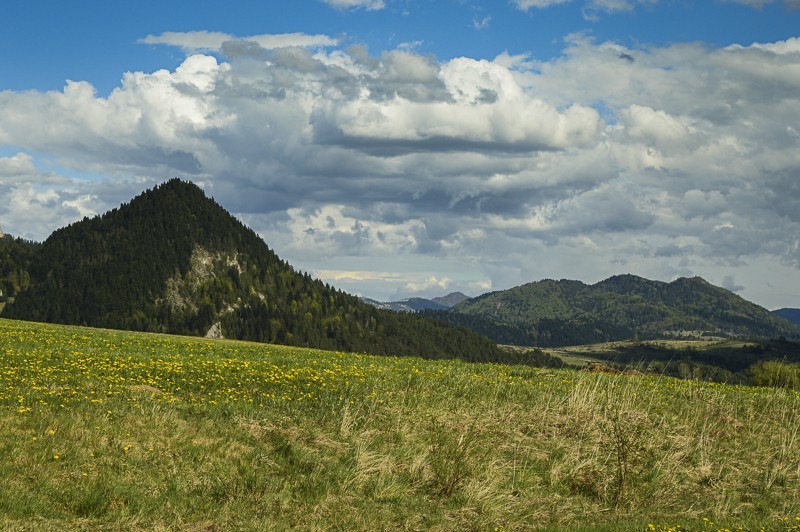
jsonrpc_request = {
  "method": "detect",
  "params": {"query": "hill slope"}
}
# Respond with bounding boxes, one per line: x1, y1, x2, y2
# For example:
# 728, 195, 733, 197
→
2, 318, 799, 530
0, 235, 38, 302
774, 308, 800, 325
3, 179, 502, 361
447, 274, 799, 346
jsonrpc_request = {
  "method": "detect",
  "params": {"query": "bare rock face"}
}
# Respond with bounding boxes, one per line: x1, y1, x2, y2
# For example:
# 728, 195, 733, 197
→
205, 322, 224, 339
0, 224, 4, 238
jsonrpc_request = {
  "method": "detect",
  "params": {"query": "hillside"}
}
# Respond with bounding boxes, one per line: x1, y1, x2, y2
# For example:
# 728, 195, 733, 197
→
0, 235, 38, 303
2, 179, 502, 361
2, 318, 799, 529
446, 274, 800, 347
774, 308, 800, 325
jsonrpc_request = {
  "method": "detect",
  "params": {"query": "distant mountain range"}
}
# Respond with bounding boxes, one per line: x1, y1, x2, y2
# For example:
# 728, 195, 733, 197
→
362, 292, 469, 312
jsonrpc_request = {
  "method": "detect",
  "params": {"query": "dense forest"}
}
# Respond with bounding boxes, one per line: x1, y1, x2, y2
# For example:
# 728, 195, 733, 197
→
0, 235, 38, 303
2, 179, 506, 363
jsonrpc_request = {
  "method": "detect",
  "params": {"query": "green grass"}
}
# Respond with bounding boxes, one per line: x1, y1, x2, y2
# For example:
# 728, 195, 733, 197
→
2, 318, 800, 530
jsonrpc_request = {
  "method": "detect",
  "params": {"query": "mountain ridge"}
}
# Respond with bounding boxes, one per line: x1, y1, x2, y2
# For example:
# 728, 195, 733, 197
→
444, 274, 800, 347
362, 292, 469, 312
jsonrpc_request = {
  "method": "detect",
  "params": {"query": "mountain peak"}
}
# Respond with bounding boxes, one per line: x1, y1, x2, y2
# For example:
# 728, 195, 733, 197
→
4, 181, 503, 361
431, 292, 470, 307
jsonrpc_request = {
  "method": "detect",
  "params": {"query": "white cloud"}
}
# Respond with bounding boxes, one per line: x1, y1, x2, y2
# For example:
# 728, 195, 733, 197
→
724, 0, 773, 7
315, 270, 411, 282
514, 0, 796, 13
140, 31, 337, 53
473, 16, 492, 30
2, 33, 800, 304
320, 0, 386, 11
404, 275, 453, 293
513, 0, 572, 9
513, 0, 653, 15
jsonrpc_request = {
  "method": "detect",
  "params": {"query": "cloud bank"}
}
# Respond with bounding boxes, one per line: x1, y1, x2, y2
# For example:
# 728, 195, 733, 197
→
1, 32, 799, 305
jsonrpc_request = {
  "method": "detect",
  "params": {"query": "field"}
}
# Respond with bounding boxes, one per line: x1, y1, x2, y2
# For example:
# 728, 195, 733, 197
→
1, 318, 800, 530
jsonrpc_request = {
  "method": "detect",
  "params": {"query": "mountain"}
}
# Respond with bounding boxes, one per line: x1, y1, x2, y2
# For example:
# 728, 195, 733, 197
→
362, 296, 448, 312
432, 292, 470, 308
442, 274, 800, 347
362, 292, 469, 312
3, 179, 504, 362
773, 308, 800, 325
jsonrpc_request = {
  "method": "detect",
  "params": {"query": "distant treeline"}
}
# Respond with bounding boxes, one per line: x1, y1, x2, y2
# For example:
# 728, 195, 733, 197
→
423, 309, 634, 347
580, 338, 800, 385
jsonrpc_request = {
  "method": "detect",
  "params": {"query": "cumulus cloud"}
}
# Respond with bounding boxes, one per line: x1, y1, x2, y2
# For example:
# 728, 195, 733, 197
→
2, 31, 800, 303
0, 152, 158, 241
721, 275, 745, 292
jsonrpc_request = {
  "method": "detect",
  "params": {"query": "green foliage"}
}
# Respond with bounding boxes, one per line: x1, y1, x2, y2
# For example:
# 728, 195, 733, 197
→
4, 179, 504, 362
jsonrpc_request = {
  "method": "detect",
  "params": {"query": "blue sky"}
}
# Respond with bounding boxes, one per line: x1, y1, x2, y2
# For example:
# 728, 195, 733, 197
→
4, 1, 798, 94
2, 0, 800, 309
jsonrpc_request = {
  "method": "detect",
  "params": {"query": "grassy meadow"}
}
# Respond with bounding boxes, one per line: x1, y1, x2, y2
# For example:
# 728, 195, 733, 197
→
1, 318, 800, 530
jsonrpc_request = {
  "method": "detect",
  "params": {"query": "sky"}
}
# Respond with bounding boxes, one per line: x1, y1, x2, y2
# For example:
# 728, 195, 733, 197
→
1, 0, 800, 310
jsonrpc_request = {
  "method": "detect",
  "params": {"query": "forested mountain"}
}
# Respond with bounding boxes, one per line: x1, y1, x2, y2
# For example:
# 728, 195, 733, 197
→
432, 292, 469, 308
442, 274, 800, 347
3, 179, 503, 362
